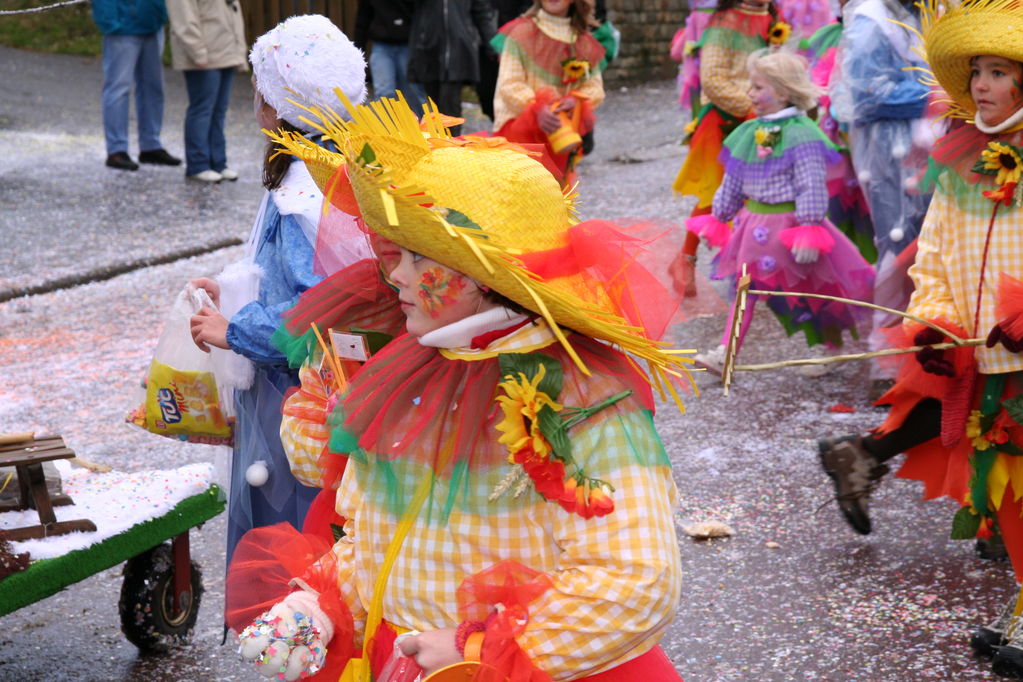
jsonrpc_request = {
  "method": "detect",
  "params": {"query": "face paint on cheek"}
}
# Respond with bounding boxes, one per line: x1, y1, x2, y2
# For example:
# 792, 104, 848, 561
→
417, 267, 469, 318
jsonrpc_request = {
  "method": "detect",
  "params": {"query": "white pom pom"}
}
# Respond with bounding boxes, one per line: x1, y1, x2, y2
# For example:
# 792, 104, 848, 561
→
889, 227, 905, 242
891, 144, 907, 159
857, 170, 872, 184
246, 461, 269, 487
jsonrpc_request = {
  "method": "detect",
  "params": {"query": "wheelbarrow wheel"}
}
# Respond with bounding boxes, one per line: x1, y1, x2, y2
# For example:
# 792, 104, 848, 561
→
119, 542, 203, 653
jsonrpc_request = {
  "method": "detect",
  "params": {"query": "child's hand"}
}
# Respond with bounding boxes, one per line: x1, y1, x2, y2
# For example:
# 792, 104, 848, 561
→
189, 277, 221, 307
190, 307, 230, 352
986, 323, 1023, 353
553, 96, 578, 113
238, 591, 332, 681
537, 106, 562, 134
791, 246, 820, 264
914, 327, 956, 376
397, 627, 461, 675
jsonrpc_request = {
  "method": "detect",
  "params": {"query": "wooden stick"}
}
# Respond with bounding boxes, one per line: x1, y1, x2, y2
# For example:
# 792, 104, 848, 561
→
722, 268, 752, 397
733, 338, 986, 372
746, 289, 970, 344
0, 432, 34, 446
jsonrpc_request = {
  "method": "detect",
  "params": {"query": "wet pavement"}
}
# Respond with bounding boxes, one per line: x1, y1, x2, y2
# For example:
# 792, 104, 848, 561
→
0, 46, 1014, 681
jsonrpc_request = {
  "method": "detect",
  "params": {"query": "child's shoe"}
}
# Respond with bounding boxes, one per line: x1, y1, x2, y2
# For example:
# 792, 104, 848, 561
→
817, 435, 889, 534
971, 592, 1016, 657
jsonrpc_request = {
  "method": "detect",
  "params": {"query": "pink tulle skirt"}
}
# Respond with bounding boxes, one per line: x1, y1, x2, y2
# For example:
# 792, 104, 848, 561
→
712, 205, 874, 346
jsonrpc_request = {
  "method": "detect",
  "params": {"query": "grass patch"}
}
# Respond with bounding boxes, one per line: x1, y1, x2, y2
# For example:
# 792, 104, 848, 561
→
0, 1, 102, 56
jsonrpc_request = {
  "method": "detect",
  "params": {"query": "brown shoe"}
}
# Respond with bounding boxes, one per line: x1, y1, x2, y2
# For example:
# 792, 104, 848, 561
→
818, 435, 889, 534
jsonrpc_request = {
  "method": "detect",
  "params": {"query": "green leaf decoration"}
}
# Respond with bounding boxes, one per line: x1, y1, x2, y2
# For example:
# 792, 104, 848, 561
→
1003, 395, 1023, 426
972, 158, 995, 176
997, 442, 1023, 456
331, 523, 346, 543
980, 413, 996, 434
498, 353, 564, 399
357, 142, 377, 166
537, 404, 572, 463
950, 506, 982, 540
444, 209, 485, 232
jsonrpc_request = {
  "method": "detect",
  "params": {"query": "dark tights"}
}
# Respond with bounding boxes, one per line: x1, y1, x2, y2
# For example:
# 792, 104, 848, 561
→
861, 398, 942, 463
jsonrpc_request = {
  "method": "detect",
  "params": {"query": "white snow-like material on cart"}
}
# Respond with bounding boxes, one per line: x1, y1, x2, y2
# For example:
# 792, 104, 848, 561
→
0, 462, 215, 560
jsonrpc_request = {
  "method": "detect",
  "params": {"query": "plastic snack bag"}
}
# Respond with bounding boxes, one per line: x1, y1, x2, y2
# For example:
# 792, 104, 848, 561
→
127, 286, 234, 445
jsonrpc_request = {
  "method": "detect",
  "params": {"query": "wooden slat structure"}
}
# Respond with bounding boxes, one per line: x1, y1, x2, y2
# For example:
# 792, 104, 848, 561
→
0, 434, 96, 541
243, 0, 360, 47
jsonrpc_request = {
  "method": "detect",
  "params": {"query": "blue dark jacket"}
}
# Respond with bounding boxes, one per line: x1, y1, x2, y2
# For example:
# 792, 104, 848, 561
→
91, 0, 167, 36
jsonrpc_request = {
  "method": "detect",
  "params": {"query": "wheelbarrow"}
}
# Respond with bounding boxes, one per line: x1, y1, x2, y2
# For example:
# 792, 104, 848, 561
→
0, 432, 225, 652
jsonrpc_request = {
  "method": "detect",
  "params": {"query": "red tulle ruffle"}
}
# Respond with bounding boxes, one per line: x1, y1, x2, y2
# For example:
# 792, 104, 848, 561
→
336, 332, 654, 476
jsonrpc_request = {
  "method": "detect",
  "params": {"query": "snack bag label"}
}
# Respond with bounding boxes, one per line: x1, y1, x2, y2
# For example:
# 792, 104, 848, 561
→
143, 360, 232, 439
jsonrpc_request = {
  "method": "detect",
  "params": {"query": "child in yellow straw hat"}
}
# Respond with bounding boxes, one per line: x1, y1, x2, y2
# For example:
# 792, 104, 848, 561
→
229, 95, 695, 681
815, 1, 1023, 674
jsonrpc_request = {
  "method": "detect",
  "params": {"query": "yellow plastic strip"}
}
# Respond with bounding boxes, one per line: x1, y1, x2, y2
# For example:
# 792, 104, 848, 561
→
381, 190, 399, 226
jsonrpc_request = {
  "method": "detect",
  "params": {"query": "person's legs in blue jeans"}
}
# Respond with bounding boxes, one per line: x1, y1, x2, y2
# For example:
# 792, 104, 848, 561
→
135, 28, 166, 153
183, 69, 217, 174
369, 42, 400, 100
208, 67, 235, 172
101, 34, 143, 155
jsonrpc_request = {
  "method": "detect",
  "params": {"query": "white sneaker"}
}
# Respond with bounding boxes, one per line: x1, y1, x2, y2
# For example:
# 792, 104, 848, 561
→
219, 168, 239, 181
186, 169, 222, 183
693, 344, 728, 375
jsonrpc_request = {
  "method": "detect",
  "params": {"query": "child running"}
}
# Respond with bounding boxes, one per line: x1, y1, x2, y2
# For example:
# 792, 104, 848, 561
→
689, 49, 873, 372
491, 0, 606, 186
814, 2, 1023, 675
229, 95, 692, 681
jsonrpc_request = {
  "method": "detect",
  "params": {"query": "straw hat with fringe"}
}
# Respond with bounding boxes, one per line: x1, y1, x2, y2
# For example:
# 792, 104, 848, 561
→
266, 93, 696, 408
914, 0, 1023, 117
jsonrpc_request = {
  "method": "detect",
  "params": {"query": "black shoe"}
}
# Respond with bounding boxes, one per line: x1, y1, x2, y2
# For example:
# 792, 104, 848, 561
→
972, 593, 1016, 657
105, 152, 139, 171
993, 635, 1023, 678
138, 148, 181, 166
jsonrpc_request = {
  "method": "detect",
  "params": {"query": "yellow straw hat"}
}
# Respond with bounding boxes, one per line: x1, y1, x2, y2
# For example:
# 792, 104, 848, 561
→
919, 0, 1023, 116
267, 93, 695, 403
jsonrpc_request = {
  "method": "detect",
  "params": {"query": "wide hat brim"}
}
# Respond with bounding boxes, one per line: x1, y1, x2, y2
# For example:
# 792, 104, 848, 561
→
268, 94, 695, 390
924, 0, 1023, 116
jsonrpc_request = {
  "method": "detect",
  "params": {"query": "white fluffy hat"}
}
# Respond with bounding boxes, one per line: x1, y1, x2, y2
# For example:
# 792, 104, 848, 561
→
249, 14, 367, 131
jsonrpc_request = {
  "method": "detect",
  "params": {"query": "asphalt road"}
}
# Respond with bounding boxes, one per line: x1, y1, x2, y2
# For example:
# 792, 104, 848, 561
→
0, 45, 1013, 681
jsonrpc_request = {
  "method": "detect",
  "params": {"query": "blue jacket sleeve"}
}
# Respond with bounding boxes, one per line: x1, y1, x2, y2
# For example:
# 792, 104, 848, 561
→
844, 16, 928, 122
226, 212, 324, 367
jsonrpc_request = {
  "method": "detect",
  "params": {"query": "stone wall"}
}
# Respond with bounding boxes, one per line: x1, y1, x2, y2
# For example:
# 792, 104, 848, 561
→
605, 0, 688, 83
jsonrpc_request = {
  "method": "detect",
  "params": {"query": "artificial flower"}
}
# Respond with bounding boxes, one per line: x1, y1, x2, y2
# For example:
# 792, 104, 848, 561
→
561, 58, 590, 84
979, 142, 1023, 187
768, 21, 792, 46
684, 119, 697, 135
495, 364, 563, 460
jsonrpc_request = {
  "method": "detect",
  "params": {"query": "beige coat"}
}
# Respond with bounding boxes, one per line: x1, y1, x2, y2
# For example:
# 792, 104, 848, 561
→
167, 0, 247, 71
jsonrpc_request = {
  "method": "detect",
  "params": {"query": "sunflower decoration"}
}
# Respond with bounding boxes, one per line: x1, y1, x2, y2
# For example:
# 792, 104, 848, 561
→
561, 57, 590, 84
973, 141, 1023, 206
491, 353, 629, 519
768, 21, 792, 46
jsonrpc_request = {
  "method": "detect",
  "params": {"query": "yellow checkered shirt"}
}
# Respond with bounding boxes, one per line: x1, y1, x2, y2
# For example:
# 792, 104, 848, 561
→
699, 42, 753, 119
907, 191, 1023, 374
322, 328, 682, 680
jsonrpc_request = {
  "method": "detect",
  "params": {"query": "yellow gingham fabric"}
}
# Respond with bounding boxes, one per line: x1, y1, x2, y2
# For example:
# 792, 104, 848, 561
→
280, 357, 332, 487
329, 410, 681, 680
494, 13, 606, 131
907, 191, 1023, 374
700, 43, 753, 119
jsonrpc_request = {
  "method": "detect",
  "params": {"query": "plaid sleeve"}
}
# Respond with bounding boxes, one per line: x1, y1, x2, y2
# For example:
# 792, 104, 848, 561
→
494, 46, 537, 129
906, 193, 958, 326
712, 168, 745, 222
516, 411, 682, 679
790, 143, 830, 225
326, 470, 368, 645
280, 361, 331, 487
700, 43, 751, 118
575, 71, 605, 110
